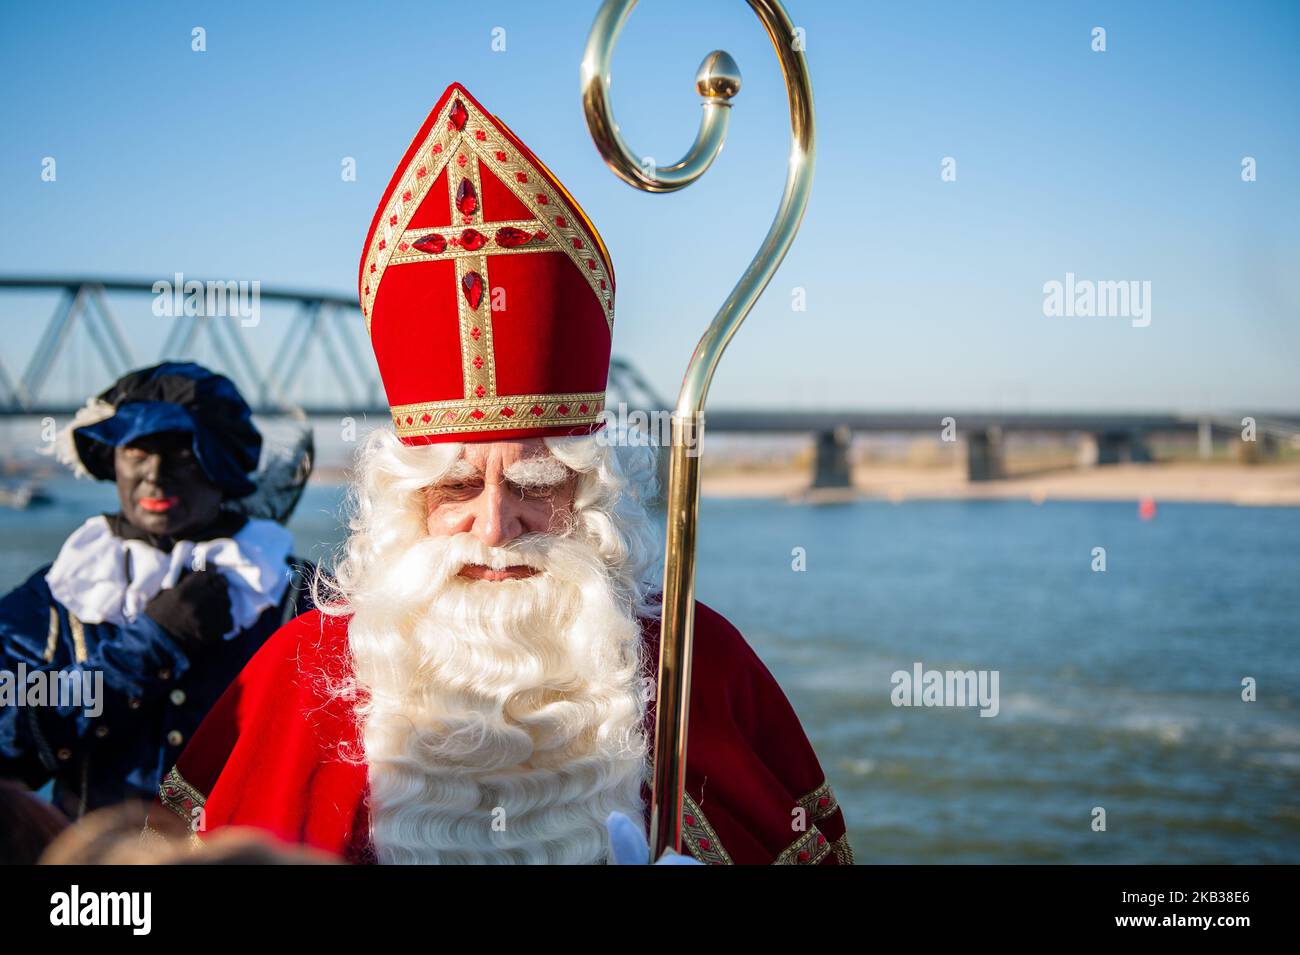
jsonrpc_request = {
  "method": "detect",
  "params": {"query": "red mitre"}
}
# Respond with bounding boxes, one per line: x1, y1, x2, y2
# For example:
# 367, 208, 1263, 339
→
359, 82, 615, 445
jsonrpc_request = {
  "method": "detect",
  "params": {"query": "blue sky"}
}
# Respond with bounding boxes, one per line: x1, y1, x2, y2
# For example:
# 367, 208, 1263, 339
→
1, 0, 1297, 412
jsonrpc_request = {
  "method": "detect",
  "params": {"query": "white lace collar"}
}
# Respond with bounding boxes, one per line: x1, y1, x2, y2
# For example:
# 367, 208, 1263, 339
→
45, 514, 295, 638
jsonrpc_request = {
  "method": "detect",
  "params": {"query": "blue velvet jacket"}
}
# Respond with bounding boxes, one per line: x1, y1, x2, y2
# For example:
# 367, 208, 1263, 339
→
0, 521, 313, 819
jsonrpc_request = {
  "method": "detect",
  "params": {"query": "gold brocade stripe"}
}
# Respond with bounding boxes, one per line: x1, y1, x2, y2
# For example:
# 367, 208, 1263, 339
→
448, 142, 497, 403
69, 613, 87, 665
391, 393, 605, 440
773, 824, 832, 865
44, 606, 60, 663
796, 780, 839, 823
455, 252, 495, 400
832, 833, 855, 865
681, 793, 733, 865
158, 766, 207, 828
463, 132, 614, 329
361, 96, 458, 332
360, 94, 613, 333
386, 221, 563, 265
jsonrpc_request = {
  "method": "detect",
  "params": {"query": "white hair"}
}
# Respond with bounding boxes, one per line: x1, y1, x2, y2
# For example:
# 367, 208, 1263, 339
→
315, 429, 661, 621
312, 428, 662, 864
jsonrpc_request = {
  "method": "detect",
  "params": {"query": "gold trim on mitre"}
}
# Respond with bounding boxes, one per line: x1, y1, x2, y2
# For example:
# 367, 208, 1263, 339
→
360, 90, 614, 336
390, 392, 605, 441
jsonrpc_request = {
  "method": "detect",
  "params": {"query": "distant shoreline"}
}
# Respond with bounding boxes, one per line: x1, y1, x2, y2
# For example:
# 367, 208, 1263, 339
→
698, 461, 1300, 507
7, 461, 1299, 509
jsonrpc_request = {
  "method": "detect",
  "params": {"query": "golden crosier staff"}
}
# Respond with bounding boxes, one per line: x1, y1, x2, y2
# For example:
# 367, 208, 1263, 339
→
580, 0, 816, 861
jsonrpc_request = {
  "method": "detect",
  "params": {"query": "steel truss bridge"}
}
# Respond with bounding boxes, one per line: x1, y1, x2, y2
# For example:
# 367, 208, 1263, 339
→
2, 277, 1297, 485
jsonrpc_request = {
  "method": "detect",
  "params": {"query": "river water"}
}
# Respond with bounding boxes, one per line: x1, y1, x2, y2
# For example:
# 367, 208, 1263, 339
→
4, 479, 1298, 862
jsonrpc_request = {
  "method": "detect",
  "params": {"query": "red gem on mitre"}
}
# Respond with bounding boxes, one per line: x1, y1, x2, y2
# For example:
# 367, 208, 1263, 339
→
462, 272, 484, 309
494, 226, 532, 248
449, 99, 468, 130
456, 179, 478, 215
412, 233, 446, 255
459, 228, 486, 251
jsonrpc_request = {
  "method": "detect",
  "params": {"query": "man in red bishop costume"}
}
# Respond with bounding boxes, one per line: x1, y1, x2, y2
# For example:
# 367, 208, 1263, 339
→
150, 83, 852, 865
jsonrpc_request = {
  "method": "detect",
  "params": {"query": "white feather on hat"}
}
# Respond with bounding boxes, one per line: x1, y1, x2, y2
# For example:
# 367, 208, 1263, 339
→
44, 396, 118, 479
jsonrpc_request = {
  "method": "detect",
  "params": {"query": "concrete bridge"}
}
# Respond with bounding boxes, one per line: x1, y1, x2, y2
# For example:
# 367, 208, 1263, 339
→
699, 410, 1300, 485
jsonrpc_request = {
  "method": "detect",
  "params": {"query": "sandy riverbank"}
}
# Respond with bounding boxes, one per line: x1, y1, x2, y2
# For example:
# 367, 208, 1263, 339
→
700, 461, 1300, 506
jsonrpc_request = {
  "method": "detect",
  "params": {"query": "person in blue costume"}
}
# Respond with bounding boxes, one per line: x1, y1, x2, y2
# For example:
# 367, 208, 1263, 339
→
0, 362, 314, 820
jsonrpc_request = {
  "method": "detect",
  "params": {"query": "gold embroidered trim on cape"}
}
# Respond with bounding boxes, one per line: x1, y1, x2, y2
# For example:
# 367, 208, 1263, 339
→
681, 792, 733, 865
69, 613, 87, 664
796, 779, 839, 823
159, 765, 207, 833
774, 824, 833, 865
831, 833, 855, 865
44, 606, 60, 663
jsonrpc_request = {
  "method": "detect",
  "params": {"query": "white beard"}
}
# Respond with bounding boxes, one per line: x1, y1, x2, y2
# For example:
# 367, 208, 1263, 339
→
345, 530, 651, 865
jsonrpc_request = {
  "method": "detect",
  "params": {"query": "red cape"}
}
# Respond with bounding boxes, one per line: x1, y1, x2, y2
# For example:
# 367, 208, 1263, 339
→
152, 601, 852, 865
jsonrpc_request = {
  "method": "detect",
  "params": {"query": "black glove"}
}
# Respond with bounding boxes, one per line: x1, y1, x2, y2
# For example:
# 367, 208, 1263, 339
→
144, 569, 233, 655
